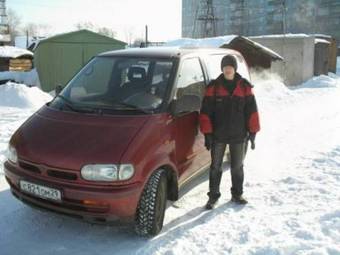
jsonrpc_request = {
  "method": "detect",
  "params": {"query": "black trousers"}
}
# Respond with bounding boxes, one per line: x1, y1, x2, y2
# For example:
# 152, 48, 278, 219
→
207, 141, 248, 200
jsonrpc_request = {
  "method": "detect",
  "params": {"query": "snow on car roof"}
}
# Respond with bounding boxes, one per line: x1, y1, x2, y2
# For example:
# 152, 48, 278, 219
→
0, 46, 33, 59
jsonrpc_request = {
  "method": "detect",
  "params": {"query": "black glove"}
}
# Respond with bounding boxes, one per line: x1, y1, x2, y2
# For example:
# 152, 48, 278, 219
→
204, 133, 213, 151
247, 133, 256, 150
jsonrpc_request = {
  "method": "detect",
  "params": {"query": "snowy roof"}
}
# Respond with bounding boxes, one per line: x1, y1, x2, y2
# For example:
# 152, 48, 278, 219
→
222, 36, 283, 60
313, 34, 332, 39
315, 38, 331, 44
165, 35, 238, 48
250, 33, 311, 39
165, 35, 283, 60
0, 46, 33, 59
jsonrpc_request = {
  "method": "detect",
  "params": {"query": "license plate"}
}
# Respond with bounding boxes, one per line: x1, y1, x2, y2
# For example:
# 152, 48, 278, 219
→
20, 180, 62, 202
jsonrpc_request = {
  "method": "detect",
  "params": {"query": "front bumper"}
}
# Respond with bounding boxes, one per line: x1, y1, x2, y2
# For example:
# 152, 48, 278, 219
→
4, 160, 142, 222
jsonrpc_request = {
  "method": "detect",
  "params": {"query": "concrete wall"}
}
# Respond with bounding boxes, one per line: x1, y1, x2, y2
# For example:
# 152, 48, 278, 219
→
249, 36, 315, 86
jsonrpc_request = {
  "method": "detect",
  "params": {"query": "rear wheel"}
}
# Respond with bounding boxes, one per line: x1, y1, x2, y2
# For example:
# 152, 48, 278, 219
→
135, 169, 167, 236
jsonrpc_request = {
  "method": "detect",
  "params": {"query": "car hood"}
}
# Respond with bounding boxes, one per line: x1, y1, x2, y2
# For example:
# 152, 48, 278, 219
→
11, 105, 150, 171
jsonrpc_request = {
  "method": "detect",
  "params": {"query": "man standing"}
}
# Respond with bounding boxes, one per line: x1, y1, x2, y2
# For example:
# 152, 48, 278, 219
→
199, 54, 260, 209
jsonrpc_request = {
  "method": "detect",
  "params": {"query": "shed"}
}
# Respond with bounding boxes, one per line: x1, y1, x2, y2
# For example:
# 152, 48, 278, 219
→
34, 29, 127, 92
250, 34, 315, 86
314, 34, 337, 73
0, 46, 33, 72
314, 38, 330, 76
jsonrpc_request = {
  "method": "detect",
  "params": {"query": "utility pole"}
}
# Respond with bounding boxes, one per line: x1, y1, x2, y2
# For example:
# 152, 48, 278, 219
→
145, 25, 148, 48
26, 30, 29, 49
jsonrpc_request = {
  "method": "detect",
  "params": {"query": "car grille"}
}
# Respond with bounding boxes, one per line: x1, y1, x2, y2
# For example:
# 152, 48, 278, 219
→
18, 160, 79, 181
47, 170, 77, 180
19, 161, 41, 174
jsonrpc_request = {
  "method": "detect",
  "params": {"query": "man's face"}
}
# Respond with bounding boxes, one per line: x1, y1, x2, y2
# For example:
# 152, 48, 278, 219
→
223, 65, 235, 80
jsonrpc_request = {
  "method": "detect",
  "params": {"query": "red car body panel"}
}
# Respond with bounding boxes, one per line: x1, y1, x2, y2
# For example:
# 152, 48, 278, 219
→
4, 104, 210, 221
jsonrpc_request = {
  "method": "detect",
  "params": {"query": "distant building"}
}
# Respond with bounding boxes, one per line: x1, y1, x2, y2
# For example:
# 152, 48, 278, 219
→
183, 0, 340, 46
0, 0, 10, 45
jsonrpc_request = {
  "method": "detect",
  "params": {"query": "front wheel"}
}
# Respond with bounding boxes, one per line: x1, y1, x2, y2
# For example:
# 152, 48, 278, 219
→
135, 169, 167, 236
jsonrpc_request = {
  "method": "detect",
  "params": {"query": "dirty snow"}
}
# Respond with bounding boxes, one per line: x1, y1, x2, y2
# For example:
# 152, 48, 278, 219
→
0, 73, 340, 254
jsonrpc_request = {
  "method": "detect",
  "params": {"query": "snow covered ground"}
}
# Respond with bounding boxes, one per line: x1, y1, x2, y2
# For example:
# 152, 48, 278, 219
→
0, 72, 340, 254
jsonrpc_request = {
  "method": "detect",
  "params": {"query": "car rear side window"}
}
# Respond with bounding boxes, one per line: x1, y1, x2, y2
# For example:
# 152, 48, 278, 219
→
175, 58, 206, 101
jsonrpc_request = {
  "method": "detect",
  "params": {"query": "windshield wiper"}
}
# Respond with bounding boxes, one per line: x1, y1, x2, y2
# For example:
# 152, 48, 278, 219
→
110, 101, 154, 114
56, 95, 78, 111
56, 95, 101, 114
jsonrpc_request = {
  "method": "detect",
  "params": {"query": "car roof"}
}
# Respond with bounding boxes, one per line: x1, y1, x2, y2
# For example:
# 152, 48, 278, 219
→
98, 46, 239, 59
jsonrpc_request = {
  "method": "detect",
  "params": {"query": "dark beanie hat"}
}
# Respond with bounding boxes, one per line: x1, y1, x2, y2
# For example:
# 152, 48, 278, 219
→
221, 55, 237, 71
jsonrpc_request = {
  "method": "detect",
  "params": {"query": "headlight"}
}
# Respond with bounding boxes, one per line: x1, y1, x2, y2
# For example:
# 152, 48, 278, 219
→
6, 144, 18, 164
118, 164, 135, 180
81, 164, 134, 182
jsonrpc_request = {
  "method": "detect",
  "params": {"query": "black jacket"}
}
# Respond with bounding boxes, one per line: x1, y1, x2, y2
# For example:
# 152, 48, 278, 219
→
199, 72, 260, 144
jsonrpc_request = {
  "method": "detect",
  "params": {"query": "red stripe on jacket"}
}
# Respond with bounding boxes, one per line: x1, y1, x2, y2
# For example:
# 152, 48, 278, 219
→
248, 112, 260, 133
199, 113, 213, 133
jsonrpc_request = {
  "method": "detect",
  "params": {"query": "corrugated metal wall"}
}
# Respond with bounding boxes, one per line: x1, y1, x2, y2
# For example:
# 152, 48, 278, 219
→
34, 30, 126, 92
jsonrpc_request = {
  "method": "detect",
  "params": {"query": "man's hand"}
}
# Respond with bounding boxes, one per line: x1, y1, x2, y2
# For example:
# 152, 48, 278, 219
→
204, 133, 213, 151
247, 133, 256, 150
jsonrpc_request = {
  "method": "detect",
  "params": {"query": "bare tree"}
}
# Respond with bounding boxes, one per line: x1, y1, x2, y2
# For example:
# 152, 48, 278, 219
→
75, 22, 117, 38
124, 26, 135, 47
22, 22, 52, 37
97, 27, 116, 38
132, 38, 145, 48
6, 8, 21, 45
75, 21, 95, 31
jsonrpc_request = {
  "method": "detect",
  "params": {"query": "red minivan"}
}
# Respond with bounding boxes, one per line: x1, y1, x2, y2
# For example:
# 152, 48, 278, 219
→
4, 47, 250, 236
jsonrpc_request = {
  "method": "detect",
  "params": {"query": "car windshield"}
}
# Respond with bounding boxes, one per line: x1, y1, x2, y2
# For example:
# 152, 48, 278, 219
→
50, 56, 175, 114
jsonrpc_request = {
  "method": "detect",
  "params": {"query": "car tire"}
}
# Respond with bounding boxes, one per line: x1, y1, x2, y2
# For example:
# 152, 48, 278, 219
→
135, 168, 167, 236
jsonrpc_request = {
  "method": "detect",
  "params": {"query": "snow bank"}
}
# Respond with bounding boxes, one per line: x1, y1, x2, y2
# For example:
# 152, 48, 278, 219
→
297, 73, 340, 89
0, 82, 52, 109
250, 69, 293, 101
0, 68, 41, 87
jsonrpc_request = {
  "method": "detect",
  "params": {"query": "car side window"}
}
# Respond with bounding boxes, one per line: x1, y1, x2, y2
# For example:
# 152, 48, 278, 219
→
175, 58, 205, 101
205, 54, 250, 81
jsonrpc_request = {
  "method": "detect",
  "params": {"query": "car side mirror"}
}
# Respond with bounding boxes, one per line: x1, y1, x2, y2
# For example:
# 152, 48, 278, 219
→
55, 85, 63, 96
170, 94, 201, 116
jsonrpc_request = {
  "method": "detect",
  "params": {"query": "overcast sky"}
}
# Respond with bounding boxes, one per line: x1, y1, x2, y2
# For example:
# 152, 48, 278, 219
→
7, 0, 182, 42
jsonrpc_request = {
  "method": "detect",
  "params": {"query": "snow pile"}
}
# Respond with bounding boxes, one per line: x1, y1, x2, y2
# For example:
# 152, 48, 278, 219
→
0, 82, 52, 109
250, 69, 293, 101
0, 68, 41, 87
298, 73, 340, 88
0, 46, 33, 58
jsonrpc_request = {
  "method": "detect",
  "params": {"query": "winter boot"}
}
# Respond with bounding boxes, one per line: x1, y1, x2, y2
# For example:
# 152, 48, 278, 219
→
205, 197, 219, 210
231, 195, 248, 205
